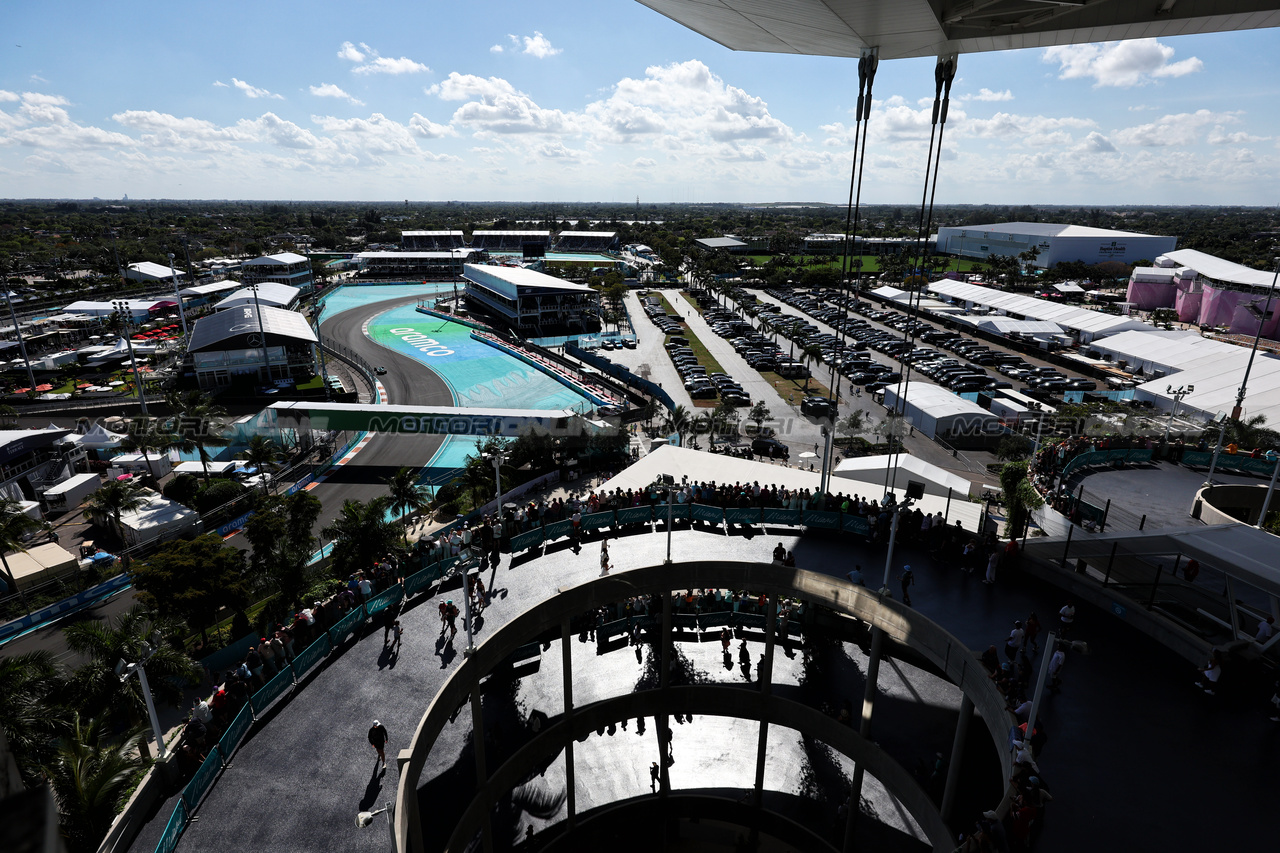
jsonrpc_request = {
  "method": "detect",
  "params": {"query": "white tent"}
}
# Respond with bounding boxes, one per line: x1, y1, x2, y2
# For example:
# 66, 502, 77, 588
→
6, 543, 78, 591
78, 424, 125, 450
831, 454, 973, 499
118, 494, 201, 547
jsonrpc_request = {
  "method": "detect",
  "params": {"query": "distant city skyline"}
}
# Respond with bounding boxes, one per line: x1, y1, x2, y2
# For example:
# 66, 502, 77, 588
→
3, 1, 1280, 206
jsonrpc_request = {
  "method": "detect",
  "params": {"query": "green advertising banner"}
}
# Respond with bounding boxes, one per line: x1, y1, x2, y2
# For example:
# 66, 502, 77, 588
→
803, 510, 842, 529
762, 508, 802, 526
691, 504, 724, 524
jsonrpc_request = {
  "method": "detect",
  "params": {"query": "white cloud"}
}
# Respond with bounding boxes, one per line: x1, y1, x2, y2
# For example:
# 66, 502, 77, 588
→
1207, 126, 1267, 145
1043, 39, 1203, 88
337, 41, 368, 63
1080, 131, 1117, 153
962, 88, 1013, 102
437, 73, 577, 134
408, 113, 456, 138
632, 157, 656, 169
489, 44, 504, 54
309, 83, 364, 106
231, 78, 284, 100
337, 42, 429, 75
585, 60, 793, 145
112, 110, 252, 151
1113, 109, 1238, 147
0, 90, 22, 102
962, 112, 1095, 141
212, 80, 229, 88
518, 32, 561, 59
353, 56, 430, 76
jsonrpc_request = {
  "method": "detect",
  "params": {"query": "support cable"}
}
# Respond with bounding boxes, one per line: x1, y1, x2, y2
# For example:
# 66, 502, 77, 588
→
832, 50, 879, 411
883, 55, 958, 497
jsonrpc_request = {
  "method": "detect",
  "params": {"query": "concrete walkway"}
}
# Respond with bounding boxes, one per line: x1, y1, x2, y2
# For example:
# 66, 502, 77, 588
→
127, 510, 1280, 853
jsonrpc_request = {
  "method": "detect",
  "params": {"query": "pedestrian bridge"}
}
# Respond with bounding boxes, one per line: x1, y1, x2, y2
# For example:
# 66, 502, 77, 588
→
266, 401, 603, 437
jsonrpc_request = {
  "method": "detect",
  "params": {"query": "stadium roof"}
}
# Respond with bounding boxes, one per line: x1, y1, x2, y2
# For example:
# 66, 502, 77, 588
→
696, 236, 748, 249
243, 252, 308, 266
928, 280, 1150, 337
357, 250, 480, 259
635, 0, 1280, 61
945, 222, 1163, 239
402, 230, 463, 236
471, 230, 550, 236
1157, 249, 1280, 290
188, 304, 317, 352
214, 282, 300, 311
463, 263, 595, 293
180, 280, 242, 298
557, 231, 618, 238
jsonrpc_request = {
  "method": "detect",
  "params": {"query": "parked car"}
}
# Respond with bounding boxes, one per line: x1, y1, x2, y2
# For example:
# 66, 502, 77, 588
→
751, 437, 790, 459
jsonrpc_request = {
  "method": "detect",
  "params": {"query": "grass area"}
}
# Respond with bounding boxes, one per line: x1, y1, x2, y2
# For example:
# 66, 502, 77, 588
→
645, 292, 724, 408
186, 593, 279, 652
759, 369, 834, 407
295, 373, 326, 391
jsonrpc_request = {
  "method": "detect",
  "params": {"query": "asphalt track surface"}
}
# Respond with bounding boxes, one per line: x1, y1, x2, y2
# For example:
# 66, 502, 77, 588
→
309, 294, 453, 537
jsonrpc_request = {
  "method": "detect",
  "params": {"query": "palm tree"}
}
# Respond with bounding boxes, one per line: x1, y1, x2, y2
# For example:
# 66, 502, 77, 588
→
800, 343, 824, 394
322, 497, 401, 579
0, 497, 51, 613
242, 434, 282, 493
0, 650, 66, 785
44, 712, 148, 853
117, 417, 165, 482
1213, 413, 1278, 452
164, 389, 229, 484
62, 605, 200, 739
87, 479, 147, 565
663, 404, 693, 447
384, 466, 429, 527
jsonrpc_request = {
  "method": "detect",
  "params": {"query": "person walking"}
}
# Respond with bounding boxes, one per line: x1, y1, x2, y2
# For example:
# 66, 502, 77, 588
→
383, 598, 403, 647
650, 761, 661, 793
900, 565, 914, 606
983, 550, 999, 585
1058, 601, 1076, 637
444, 600, 459, 639
368, 720, 389, 768
388, 620, 403, 654
600, 540, 612, 575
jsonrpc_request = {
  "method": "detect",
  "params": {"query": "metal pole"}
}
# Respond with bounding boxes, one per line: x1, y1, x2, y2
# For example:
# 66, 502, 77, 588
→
665, 483, 674, 564
5, 296, 35, 392
460, 562, 475, 655
313, 303, 332, 402
251, 284, 274, 388
1231, 257, 1280, 421
1100, 498, 1111, 532
1060, 524, 1073, 568
879, 507, 901, 594
1204, 416, 1227, 494
1139, 514, 1146, 531
1257, 456, 1280, 528
944, 486, 952, 522
1147, 564, 1163, 609
114, 302, 149, 417
166, 253, 189, 339
939, 693, 973, 822
135, 665, 167, 759
1103, 542, 1118, 585
1023, 631, 1057, 748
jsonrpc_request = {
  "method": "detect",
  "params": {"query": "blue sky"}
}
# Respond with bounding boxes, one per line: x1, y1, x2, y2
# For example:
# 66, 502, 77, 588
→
3, 0, 1279, 204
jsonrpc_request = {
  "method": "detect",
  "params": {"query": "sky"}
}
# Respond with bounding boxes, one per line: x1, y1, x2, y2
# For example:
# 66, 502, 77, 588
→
3, 0, 1280, 205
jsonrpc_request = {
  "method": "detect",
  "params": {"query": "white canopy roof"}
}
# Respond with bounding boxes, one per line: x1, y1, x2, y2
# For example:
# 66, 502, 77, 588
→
832, 454, 973, 498
78, 423, 125, 449
928, 280, 1151, 337
174, 460, 237, 476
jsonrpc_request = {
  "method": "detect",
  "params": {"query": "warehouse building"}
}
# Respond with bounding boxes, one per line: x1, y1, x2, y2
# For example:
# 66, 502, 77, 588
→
882, 383, 1003, 448
936, 222, 1176, 268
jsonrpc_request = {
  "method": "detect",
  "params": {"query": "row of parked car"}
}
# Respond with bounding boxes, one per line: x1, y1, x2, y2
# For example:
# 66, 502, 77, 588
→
764, 287, 1098, 397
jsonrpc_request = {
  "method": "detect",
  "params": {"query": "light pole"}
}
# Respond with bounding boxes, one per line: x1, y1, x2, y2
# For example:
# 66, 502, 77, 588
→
312, 301, 332, 402
1163, 384, 1193, 443
166, 253, 189, 339
482, 447, 506, 509
116, 639, 167, 759
456, 546, 478, 656
249, 283, 274, 389
355, 800, 395, 849
113, 301, 149, 417
3, 292, 36, 393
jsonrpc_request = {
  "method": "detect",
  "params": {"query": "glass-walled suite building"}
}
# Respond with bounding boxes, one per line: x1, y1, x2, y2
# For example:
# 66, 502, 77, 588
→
356, 249, 487, 280
240, 252, 314, 292
186, 304, 318, 390
463, 263, 600, 336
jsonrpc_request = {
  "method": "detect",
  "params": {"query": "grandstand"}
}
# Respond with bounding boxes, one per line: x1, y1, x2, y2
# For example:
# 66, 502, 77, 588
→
554, 231, 619, 252
401, 231, 464, 250
470, 230, 551, 252
356, 249, 485, 280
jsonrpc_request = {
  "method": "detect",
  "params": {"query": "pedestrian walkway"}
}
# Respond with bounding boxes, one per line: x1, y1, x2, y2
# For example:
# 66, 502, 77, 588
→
127, 514, 1279, 853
